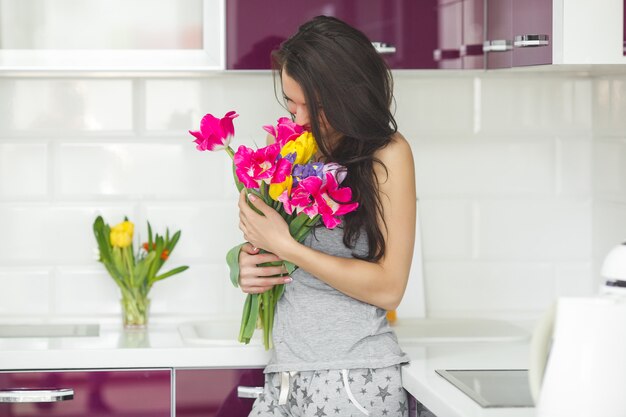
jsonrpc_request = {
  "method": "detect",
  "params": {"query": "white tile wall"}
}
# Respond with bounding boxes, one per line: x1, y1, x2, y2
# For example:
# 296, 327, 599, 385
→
592, 74, 626, 292
0, 71, 623, 322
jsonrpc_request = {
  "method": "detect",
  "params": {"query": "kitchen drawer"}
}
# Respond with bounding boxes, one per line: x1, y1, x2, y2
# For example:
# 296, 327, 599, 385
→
176, 368, 264, 417
0, 369, 171, 417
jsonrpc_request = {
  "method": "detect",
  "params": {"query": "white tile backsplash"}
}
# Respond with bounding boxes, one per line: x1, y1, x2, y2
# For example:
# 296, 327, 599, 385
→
424, 261, 555, 317
413, 140, 555, 197
53, 267, 121, 315
479, 76, 592, 136
593, 76, 626, 136
477, 200, 591, 261
0, 71, 623, 321
418, 199, 473, 259
0, 268, 51, 315
0, 204, 134, 263
0, 79, 133, 132
0, 143, 48, 199
55, 142, 226, 199
142, 201, 241, 263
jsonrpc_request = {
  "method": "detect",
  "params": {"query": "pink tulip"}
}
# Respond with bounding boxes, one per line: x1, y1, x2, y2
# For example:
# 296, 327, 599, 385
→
234, 143, 292, 189
317, 173, 359, 229
189, 111, 238, 152
280, 176, 322, 217
263, 117, 305, 147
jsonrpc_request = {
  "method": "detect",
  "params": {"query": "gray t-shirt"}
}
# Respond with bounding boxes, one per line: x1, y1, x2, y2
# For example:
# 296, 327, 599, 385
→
265, 226, 410, 373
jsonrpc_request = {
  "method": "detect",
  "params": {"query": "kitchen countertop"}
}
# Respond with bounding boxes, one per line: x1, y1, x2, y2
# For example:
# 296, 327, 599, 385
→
0, 320, 535, 417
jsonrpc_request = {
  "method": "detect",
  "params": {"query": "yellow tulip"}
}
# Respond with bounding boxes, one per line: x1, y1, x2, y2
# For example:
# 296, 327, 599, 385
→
280, 132, 318, 165
110, 220, 134, 248
269, 175, 293, 201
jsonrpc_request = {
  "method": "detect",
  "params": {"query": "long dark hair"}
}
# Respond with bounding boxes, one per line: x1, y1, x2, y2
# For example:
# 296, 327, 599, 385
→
272, 15, 397, 262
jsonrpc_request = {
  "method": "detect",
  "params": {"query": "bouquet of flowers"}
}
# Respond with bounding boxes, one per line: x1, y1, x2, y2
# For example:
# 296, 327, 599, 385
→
93, 216, 189, 328
189, 111, 358, 349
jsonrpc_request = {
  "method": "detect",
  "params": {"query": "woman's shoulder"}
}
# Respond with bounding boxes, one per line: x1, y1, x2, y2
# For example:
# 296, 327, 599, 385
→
374, 132, 414, 177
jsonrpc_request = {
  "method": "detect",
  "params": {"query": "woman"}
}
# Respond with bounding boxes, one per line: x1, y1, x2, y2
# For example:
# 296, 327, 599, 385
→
237, 16, 416, 417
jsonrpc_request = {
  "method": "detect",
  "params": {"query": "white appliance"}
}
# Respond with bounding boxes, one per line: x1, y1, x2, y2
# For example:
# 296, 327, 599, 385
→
529, 242, 626, 417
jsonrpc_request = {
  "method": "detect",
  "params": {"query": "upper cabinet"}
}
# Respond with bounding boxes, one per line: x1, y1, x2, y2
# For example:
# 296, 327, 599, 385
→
0, 0, 224, 72
228, 0, 436, 69
227, 0, 486, 70
485, 0, 626, 68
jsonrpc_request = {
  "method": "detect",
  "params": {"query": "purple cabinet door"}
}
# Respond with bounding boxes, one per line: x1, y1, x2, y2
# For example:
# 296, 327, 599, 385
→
176, 368, 264, 417
226, 0, 439, 69
485, 0, 513, 69
512, 0, 552, 66
435, 0, 462, 69
462, 0, 485, 69
0, 370, 171, 417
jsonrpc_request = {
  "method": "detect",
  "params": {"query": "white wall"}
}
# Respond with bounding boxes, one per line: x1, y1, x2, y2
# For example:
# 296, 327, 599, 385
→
0, 70, 623, 323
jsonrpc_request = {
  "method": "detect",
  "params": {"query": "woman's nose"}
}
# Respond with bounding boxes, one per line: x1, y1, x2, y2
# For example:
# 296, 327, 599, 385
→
293, 108, 309, 127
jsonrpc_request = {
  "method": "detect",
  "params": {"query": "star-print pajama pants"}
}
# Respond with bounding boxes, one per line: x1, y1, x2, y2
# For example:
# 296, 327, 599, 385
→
249, 365, 408, 417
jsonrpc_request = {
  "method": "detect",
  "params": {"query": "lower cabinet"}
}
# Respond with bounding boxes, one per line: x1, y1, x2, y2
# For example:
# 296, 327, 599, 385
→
408, 392, 438, 417
175, 368, 265, 417
0, 369, 171, 417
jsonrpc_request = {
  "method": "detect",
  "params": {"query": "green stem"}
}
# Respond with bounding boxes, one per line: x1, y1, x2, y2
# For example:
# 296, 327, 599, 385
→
122, 247, 135, 287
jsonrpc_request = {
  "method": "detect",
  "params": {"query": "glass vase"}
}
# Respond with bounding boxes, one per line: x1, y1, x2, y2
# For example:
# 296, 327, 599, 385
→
120, 293, 150, 329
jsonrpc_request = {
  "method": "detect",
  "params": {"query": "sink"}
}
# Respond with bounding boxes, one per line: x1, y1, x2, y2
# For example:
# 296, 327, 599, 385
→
178, 320, 261, 346
0, 324, 100, 338
178, 318, 528, 346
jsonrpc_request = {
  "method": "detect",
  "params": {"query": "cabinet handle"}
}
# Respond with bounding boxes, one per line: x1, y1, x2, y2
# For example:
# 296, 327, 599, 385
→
371, 42, 396, 54
482, 40, 513, 53
237, 386, 264, 399
0, 388, 74, 403
433, 49, 460, 61
460, 44, 484, 57
514, 34, 550, 48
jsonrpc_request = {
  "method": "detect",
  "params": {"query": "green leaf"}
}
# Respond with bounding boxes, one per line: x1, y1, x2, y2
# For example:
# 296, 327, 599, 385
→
148, 221, 154, 247
226, 243, 245, 288
167, 230, 182, 251
238, 294, 252, 343
283, 261, 298, 275
152, 265, 189, 283
288, 213, 310, 238
242, 294, 259, 342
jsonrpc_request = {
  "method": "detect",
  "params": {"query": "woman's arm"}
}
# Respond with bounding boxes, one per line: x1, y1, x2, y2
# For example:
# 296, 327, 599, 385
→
239, 133, 416, 310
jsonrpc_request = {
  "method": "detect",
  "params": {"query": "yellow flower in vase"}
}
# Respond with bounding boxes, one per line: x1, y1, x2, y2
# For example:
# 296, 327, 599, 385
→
93, 216, 189, 329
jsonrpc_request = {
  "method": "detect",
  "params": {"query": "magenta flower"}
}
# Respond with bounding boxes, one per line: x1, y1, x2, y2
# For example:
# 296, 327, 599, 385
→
317, 173, 359, 229
189, 111, 239, 151
263, 117, 305, 147
279, 173, 357, 229
233, 143, 292, 189
279, 176, 322, 217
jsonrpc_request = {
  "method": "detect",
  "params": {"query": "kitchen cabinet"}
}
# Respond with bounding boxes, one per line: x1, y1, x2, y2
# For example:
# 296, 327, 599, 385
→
175, 368, 264, 417
484, 0, 551, 69
0, 0, 224, 72
228, 0, 443, 69
408, 393, 437, 417
228, 0, 487, 70
485, 0, 626, 68
0, 369, 171, 416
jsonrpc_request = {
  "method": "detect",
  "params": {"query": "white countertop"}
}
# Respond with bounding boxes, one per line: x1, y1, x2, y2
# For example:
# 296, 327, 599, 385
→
0, 320, 535, 417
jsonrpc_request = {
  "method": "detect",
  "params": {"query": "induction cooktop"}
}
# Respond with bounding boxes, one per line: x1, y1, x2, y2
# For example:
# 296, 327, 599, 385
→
435, 369, 535, 408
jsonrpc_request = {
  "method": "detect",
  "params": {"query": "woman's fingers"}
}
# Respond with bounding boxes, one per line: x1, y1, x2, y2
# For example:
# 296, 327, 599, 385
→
240, 276, 292, 294
238, 248, 290, 293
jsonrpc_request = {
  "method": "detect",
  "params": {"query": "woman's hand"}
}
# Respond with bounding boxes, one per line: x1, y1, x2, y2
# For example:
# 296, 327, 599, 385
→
238, 243, 292, 294
238, 190, 294, 258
